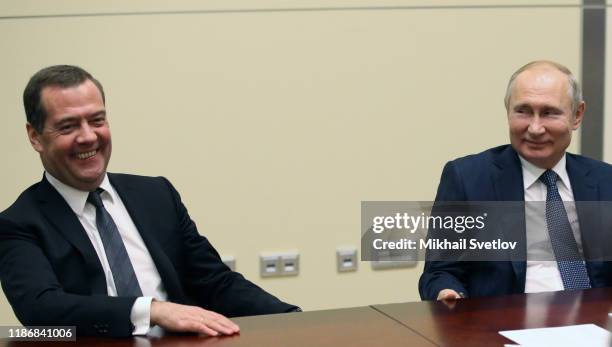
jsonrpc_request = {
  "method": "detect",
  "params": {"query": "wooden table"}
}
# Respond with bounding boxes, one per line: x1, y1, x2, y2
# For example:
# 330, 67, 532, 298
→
3, 288, 612, 346
373, 287, 612, 346
0, 306, 434, 347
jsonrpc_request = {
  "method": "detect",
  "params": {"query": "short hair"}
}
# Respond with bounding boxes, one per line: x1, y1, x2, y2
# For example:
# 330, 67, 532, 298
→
23, 65, 105, 133
504, 60, 583, 114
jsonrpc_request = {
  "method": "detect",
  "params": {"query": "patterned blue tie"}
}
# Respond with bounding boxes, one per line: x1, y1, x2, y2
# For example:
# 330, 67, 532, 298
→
539, 170, 591, 290
88, 189, 143, 297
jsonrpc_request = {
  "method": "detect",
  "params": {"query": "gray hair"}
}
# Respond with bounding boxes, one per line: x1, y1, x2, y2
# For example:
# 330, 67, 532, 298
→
504, 60, 582, 114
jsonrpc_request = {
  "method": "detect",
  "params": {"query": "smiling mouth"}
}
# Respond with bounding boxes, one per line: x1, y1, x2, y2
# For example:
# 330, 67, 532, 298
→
524, 140, 549, 146
76, 150, 97, 160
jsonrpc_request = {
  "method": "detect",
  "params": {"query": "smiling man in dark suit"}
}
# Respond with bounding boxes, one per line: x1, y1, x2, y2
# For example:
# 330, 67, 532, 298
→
0, 65, 298, 337
419, 60, 612, 301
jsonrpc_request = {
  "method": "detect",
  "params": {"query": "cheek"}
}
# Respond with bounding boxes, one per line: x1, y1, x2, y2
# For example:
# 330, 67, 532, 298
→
508, 121, 525, 137
45, 138, 73, 158
98, 128, 112, 144
549, 122, 573, 138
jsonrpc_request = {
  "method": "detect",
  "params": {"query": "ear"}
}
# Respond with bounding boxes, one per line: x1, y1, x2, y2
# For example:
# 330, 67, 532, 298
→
572, 101, 585, 130
26, 123, 44, 153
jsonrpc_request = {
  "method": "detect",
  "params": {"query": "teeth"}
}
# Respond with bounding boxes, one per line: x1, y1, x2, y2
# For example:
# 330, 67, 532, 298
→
77, 150, 96, 159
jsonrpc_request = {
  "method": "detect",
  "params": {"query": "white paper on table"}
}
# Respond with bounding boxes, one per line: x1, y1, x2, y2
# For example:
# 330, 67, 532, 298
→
499, 324, 612, 347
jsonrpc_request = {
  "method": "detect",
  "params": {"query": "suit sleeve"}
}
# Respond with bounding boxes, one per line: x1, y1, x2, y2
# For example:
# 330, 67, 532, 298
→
160, 177, 299, 316
0, 218, 137, 337
418, 161, 471, 300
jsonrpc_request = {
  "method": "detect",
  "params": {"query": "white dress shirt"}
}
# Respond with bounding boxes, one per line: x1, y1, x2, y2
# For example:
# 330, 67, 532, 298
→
45, 172, 167, 335
520, 155, 584, 293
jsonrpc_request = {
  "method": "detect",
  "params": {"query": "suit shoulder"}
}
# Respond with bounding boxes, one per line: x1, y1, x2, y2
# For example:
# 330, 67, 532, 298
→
108, 173, 180, 202
447, 145, 510, 172
567, 152, 612, 172
108, 173, 170, 188
0, 182, 41, 217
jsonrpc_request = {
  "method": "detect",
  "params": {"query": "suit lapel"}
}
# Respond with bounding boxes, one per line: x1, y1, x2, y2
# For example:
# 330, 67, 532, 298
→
109, 174, 186, 302
492, 147, 524, 202
566, 153, 597, 200
566, 154, 601, 261
36, 176, 107, 294
492, 146, 527, 290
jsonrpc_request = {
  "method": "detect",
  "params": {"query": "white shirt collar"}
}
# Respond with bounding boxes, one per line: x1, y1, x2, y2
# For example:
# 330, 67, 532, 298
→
45, 172, 114, 217
519, 154, 571, 191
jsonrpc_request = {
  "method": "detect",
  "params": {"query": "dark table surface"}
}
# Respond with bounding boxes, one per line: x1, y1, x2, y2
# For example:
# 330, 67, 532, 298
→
0, 306, 434, 347
3, 288, 612, 346
373, 287, 612, 346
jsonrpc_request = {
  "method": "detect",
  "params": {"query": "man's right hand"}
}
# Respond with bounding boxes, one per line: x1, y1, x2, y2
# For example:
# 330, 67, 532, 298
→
436, 289, 462, 301
150, 301, 240, 336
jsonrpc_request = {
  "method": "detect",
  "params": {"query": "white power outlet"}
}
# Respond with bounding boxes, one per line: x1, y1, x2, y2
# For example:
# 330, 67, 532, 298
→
280, 253, 299, 276
260, 255, 280, 277
336, 247, 358, 272
259, 252, 299, 277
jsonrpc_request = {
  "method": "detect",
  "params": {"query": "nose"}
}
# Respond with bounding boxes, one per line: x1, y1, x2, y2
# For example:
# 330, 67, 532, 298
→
527, 116, 545, 136
76, 123, 97, 144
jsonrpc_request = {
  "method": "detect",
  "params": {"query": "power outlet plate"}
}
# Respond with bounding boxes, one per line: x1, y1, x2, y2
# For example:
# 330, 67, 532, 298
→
260, 255, 281, 277
260, 252, 299, 277
280, 253, 299, 276
336, 247, 358, 272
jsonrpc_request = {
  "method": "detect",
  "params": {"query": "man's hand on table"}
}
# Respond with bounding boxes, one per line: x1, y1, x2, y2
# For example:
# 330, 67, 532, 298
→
150, 300, 240, 336
437, 289, 463, 301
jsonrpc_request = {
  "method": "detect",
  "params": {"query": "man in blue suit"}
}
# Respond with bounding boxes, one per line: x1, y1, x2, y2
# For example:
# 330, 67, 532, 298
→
419, 60, 612, 301
0, 65, 298, 337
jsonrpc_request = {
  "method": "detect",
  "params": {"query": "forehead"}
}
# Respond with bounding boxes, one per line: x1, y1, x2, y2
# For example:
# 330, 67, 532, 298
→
510, 67, 571, 106
41, 80, 105, 121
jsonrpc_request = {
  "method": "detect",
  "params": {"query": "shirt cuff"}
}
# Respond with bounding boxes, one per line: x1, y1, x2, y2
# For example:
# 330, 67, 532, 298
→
131, 296, 153, 335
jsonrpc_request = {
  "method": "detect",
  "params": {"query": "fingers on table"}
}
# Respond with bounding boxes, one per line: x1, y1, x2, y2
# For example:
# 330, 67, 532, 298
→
196, 311, 240, 336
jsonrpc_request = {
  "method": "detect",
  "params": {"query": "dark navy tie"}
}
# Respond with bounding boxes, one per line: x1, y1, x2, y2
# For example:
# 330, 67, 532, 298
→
539, 170, 591, 290
88, 189, 143, 297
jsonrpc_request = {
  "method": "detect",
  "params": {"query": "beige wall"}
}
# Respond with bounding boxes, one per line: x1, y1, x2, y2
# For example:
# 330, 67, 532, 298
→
0, 0, 581, 324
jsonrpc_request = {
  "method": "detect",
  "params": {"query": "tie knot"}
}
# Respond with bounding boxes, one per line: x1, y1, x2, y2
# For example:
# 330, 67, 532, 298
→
539, 170, 558, 188
87, 188, 105, 209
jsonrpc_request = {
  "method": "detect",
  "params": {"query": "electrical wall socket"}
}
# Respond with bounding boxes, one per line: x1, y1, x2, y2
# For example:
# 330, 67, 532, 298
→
260, 252, 299, 277
221, 255, 236, 271
280, 253, 299, 276
260, 255, 280, 277
336, 247, 358, 272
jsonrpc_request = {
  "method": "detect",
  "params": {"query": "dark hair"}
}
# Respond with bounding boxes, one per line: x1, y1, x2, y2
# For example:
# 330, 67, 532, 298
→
23, 65, 105, 133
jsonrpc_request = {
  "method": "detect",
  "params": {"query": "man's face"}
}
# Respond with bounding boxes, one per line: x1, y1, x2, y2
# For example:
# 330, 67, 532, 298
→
27, 79, 112, 191
507, 67, 584, 169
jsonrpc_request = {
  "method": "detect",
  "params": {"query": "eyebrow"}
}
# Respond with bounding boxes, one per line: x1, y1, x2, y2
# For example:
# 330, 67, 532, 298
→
512, 104, 563, 113
52, 110, 107, 126
512, 104, 531, 110
541, 106, 563, 112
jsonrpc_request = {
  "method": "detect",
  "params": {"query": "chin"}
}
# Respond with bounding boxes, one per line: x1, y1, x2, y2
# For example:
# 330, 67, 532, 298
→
522, 153, 556, 168
77, 172, 105, 185
521, 147, 551, 158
